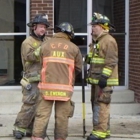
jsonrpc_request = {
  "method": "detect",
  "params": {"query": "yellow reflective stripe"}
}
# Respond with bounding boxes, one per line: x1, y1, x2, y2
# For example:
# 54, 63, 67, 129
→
91, 58, 105, 64
106, 130, 110, 135
86, 78, 99, 84
94, 54, 98, 56
88, 52, 93, 58
107, 79, 119, 85
102, 68, 112, 76
92, 131, 107, 138
15, 127, 26, 133
96, 44, 100, 49
86, 78, 119, 85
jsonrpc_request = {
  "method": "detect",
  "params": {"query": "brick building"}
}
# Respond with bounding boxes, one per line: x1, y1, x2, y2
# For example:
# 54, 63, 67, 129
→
0, 0, 140, 102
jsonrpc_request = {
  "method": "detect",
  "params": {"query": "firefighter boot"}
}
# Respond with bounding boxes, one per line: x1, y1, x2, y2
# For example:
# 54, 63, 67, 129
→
87, 134, 105, 140
31, 136, 44, 140
13, 130, 32, 139
13, 130, 24, 139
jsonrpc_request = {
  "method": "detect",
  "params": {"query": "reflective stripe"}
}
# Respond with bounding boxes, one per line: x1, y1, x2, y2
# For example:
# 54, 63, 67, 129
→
15, 127, 26, 133
92, 130, 107, 138
86, 78, 98, 84
106, 130, 110, 136
94, 54, 98, 56
102, 68, 112, 76
88, 52, 93, 58
42, 96, 70, 101
107, 79, 119, 85
43, 57, 74, 65
86, 78, 119, 85
91, 57, 105, 64
96, 43, 100, 49
41, 57, 74, 84
38, 83, 73, 92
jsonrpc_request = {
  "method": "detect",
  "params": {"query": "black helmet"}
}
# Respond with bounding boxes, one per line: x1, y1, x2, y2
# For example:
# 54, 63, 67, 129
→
27, 13, 50, 28
90, 12, 115, 31
54, 22, 75, 39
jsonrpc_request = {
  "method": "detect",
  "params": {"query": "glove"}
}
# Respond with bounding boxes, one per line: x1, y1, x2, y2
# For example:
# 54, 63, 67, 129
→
98, 75, 108, 89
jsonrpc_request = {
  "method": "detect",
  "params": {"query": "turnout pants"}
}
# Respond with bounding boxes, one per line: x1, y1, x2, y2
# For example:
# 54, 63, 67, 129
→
32, 93, 74, 139
14, 82, 39, 131
91, 85, 112, 133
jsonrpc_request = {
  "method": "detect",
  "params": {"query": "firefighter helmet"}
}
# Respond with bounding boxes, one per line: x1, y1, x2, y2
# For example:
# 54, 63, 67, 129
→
90, 12, 115, 31
54, 22, 75, 39
27, 13, 50, 27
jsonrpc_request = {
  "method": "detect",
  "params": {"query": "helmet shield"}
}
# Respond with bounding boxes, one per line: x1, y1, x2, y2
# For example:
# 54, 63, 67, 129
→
54, 22, 75, 39
27, 13, 50, 28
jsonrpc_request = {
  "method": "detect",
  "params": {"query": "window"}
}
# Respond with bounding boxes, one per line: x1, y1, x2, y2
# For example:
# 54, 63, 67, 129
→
54, 0, 87, 33
0, 0, 27, 86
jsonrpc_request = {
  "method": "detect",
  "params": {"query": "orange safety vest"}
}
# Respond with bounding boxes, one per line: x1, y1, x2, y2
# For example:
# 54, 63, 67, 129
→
38, 57, 74, 101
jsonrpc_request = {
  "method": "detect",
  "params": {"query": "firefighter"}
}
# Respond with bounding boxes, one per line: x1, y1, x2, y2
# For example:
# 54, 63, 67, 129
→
85, 12, 119, 140
13, 13, 50, 139
31, 22, 82, 140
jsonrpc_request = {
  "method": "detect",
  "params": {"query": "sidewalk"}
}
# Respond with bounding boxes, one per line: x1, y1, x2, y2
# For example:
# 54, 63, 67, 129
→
0, 89, 140, 140
0, 137, 139, 140
0, 114, 140, 140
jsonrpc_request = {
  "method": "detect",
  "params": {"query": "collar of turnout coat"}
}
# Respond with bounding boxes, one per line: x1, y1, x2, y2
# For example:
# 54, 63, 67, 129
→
53, 32, 71, 40
92, 30, 109, 42
31, 30, 45, 41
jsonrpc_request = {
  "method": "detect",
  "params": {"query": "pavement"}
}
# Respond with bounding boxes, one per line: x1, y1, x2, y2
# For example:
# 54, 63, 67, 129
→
0, 114, 140, 140
0, 89, 140, 140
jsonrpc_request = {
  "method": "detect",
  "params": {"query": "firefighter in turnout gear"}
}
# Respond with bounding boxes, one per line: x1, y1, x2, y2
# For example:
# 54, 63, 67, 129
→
13, 13, 51, 139
85, 12, 119, 140
31, 22, 82, 140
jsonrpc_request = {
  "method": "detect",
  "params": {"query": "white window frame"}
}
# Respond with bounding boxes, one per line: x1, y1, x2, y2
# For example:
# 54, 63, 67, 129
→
74, 0, 92, 90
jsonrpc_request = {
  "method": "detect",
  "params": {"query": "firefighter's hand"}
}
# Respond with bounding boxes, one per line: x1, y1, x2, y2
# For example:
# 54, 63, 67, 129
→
98, 75, 108, 89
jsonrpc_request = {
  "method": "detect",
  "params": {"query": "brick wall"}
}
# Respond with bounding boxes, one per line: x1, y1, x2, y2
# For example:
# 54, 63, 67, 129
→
129, 0, 140, 102
113, 0, 125, 86
30, 0, 53, 37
